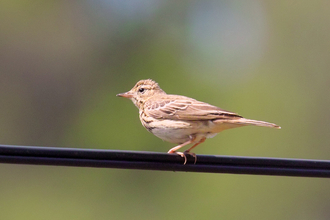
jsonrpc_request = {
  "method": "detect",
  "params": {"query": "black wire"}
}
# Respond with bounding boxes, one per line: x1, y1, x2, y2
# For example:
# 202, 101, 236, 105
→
0, 144, 330, 178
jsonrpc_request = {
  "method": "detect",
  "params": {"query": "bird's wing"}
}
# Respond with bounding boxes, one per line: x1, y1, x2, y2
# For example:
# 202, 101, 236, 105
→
144, 95, 242, 121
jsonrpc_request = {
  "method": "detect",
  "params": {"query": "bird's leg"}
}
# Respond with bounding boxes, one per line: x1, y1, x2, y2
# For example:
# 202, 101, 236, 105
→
184, 137, 206, 164
167, 135, 196, 165
185, 136, 206, 153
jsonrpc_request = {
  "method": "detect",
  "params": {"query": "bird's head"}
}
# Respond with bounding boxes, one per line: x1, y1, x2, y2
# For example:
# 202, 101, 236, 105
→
117, 79, 166, 108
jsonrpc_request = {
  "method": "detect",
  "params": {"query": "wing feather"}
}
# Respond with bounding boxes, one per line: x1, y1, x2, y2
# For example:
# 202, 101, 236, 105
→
144, 95, 242, 121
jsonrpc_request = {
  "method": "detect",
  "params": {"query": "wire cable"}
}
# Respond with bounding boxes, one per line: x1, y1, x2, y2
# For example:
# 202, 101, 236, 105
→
0, 144, 329, 178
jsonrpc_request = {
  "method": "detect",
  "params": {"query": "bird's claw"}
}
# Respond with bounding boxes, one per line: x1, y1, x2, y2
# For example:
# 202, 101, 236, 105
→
175, 152, 187, 165
184, 151, 197, 164
169, 151, 197, 165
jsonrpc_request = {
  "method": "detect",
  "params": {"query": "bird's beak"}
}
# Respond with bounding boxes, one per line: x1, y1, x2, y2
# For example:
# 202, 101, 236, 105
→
116, 91, 134, 98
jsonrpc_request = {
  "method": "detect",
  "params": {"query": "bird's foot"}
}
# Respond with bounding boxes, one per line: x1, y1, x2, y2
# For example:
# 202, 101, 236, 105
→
167, 150, 197, 165
176, 151, 188, 165
184, 151, 197, 164
168, 150, 187, 165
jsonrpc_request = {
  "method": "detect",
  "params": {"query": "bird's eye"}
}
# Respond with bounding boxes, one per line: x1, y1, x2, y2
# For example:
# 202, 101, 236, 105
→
138, 88, 145, 93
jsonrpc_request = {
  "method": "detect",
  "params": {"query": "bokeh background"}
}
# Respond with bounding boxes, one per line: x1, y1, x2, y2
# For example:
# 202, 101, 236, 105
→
0, 1, 330, 219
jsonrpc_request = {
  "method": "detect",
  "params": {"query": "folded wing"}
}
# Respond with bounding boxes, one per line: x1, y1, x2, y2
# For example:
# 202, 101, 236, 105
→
144, 95, 242, 121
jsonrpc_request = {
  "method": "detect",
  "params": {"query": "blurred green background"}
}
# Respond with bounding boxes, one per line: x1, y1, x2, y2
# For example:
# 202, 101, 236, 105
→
0, 0, 330, 219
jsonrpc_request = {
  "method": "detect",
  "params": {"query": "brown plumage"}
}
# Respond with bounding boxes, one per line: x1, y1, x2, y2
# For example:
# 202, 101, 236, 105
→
117, 79, 280, 164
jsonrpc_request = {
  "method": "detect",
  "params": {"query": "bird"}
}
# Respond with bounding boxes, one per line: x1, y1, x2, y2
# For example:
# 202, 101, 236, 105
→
117, 79, 280, 164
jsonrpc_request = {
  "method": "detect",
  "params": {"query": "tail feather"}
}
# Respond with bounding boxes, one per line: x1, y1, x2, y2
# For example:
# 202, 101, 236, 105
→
236, 118, 281, 129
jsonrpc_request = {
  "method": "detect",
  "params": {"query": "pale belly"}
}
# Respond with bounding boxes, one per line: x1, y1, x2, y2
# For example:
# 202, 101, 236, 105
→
144, 119, 218, 144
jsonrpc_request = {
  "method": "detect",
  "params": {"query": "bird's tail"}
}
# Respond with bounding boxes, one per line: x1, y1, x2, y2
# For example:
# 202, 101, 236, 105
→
235, 118, 281, 129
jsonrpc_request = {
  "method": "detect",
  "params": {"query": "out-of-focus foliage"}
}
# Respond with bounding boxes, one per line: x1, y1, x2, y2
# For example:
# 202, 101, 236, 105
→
0, 1, 330, 219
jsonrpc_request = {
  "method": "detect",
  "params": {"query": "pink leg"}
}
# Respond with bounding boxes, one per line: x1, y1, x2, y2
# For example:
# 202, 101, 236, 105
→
184, 137, 206, 164
185, 137, 206, 153
167, 136, 196, 165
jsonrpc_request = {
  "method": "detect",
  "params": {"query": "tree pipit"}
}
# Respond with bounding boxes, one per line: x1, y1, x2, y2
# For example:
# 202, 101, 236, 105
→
117, 79, 280, 164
